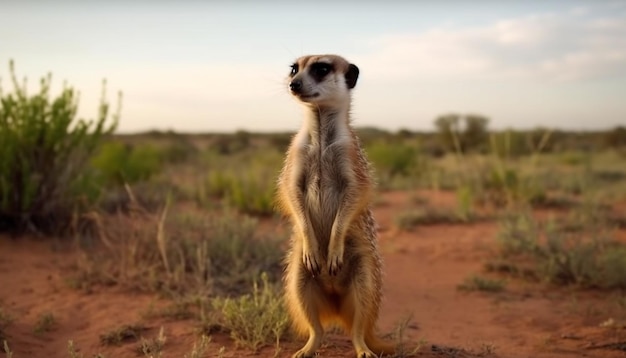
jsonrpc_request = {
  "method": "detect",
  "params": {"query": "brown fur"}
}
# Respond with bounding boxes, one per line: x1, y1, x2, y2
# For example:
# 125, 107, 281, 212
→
276, 54, 395, 358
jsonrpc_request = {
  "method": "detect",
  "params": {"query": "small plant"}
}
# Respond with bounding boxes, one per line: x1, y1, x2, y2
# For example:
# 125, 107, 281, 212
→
67, 340, 83, 358
496, 211, 541, 257
455, 184, 475, 222
390, 313, 423, 357
183, 335, 211, 358
457, 275, 506, 293
212, 273, 289, 351
100, 323, 147, 346
139, 326, 166, 358
33, 312, 56, 335
3, 340, 12, 358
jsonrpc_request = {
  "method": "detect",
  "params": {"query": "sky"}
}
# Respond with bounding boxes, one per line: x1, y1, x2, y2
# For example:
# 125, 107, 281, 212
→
1, 1, 625, 133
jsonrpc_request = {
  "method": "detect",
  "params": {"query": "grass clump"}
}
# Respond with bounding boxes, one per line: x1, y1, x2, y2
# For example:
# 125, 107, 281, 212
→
33, 312, 56, 336
0, 60, 119, 235
76, 198, 285, 297
138, 326, 166, 357
496, 209, 626, 289
458, 275, 506, 293
182, 335, 211, 358
388, 313, 424, 356
395, 206, 469, 230
68, 340, 105, 358
100, 323, 147, 346
212, 273, 289, 352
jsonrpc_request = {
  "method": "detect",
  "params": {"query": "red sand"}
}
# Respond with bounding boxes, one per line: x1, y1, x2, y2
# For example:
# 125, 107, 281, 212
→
1, 190, 624, 358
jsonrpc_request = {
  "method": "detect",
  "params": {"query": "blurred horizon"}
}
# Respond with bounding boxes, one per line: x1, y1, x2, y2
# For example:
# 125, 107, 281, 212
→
2, 1, 625, 133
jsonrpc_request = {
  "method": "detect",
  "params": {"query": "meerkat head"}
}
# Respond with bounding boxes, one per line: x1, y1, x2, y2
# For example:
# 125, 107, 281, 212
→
287, 54, 359, 107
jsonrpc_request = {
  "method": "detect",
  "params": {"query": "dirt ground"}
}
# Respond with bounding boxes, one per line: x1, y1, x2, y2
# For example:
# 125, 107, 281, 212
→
1, 190, 625, 358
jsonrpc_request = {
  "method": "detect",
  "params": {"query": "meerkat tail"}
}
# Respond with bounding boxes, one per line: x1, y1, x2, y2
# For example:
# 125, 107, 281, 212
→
364, 332, 396, 356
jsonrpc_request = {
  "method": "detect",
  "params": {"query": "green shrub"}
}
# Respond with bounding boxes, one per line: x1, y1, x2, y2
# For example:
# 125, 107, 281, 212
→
594, 248, 626, 289
201, 150, 281, 216
0, 60, 119, 234
434, 113, 489, 153
366, 140, 425, 190
91, 142, 162, 186
163, 138, 198, 163
367, 141, 419, 177
224, 171, 275, 216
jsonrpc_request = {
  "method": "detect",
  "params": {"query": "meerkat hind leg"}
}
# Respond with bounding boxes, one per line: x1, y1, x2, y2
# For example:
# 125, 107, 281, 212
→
293, 321, 323, 358
291, 280, 324, 358
346, 291, 377, 358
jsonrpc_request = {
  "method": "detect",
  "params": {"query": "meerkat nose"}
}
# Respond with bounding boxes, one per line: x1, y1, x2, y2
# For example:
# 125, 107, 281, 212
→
289, 79, 303, 93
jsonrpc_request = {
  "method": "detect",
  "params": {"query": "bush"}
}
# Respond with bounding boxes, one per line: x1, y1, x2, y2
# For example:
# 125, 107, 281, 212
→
201, 150, 281, 216
366, 140, 425, 190
367, 141, 419, 178
0, 60, 119, 234
434, 113, 489, 153
91, 141, 163, 186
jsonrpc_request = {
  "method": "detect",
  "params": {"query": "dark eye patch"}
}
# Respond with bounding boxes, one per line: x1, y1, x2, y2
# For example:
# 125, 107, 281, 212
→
290, 63, 299, 76
309, 62, 333, 82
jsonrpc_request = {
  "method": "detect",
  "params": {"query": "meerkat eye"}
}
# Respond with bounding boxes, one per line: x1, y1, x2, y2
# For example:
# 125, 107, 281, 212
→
290, 64, 299, 76
310, 63, 332, 80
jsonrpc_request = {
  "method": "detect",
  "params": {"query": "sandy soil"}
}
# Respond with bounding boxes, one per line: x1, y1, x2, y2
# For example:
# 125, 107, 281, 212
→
1, 190, 625, 358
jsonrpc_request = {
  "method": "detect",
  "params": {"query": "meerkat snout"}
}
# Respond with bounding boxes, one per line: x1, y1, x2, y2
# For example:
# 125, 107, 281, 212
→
288, 79, 304, 94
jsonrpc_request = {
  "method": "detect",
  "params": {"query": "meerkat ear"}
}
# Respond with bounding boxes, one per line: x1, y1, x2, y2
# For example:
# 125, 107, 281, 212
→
345, 63, 359, 89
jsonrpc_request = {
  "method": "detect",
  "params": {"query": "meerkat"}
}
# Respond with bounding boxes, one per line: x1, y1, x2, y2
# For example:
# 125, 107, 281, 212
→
276, 54, 395, 358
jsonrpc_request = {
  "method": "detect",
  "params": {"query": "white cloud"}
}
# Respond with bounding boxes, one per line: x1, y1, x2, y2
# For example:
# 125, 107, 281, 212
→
358, 7, 626, 83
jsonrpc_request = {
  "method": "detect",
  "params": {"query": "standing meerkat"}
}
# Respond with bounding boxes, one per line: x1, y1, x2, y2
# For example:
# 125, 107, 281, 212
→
277, 54, 395, 358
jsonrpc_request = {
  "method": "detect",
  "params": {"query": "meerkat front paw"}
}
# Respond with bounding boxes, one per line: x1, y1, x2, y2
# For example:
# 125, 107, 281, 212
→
302, 244, 321, 276
328, 253, 343, 275
327, 240, 344, 276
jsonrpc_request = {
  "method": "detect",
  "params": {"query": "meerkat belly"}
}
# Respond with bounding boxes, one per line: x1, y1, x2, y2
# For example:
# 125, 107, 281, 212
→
302, 143, 348, 254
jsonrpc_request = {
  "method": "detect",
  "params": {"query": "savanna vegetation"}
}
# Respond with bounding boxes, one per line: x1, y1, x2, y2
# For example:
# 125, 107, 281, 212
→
1, 62, 626, 357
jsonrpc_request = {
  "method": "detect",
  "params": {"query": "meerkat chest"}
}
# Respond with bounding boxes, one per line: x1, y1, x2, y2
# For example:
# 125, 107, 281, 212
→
302, 141, 350, 194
